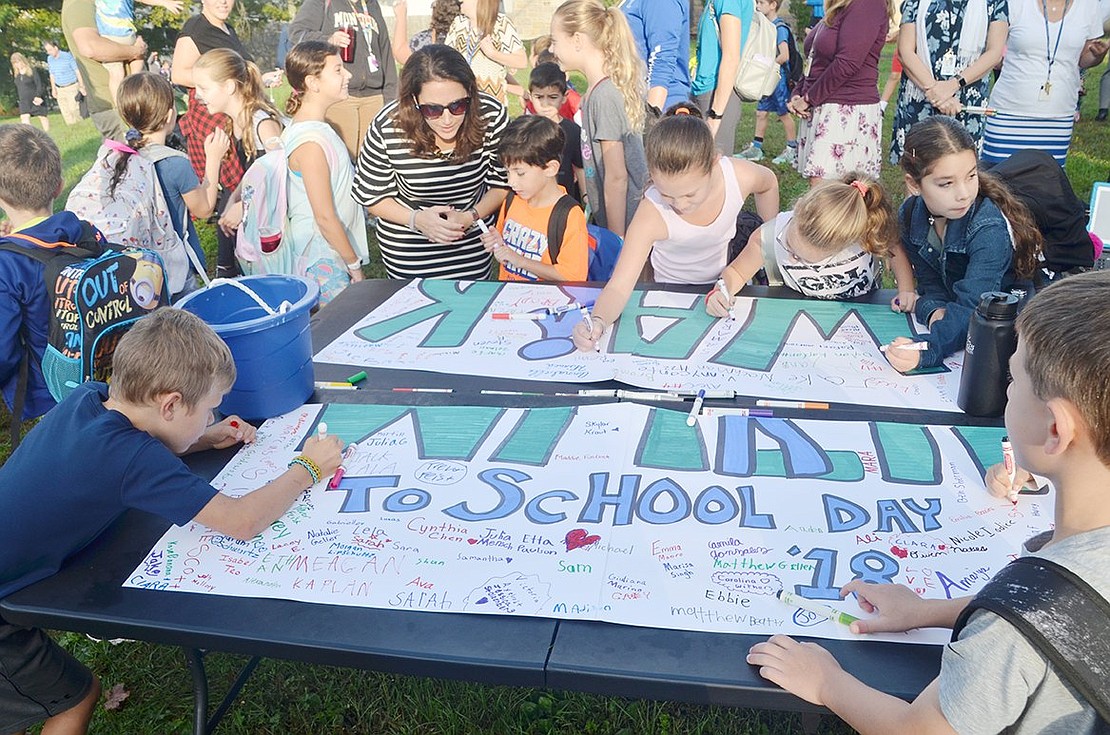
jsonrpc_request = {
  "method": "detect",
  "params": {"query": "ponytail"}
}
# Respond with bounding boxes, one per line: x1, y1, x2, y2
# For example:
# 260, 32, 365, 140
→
112, 72, 176, 197
978, 170, 1043, 279
792, 172, 897, 258
284, 40, 340, 117
554, 0, 646, 132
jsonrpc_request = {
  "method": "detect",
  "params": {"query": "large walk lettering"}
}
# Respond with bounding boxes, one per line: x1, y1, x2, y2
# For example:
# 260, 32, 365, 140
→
355, 280, 502, 347
610, 291, 717, 359
710, 299, 914, 371
715, 417, 864, 482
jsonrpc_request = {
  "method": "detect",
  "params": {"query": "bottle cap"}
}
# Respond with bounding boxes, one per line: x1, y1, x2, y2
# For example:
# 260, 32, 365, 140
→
977, 291, 1020, 320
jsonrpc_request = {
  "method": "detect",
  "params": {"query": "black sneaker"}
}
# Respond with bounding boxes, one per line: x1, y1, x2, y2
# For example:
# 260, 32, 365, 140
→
1097, 109, 1108, 121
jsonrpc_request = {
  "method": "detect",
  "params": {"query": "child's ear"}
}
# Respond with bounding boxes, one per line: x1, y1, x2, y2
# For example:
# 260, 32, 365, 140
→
158, 391, 185, 422
53, 179, 64, 199
544, 159, 561, 178
903, 172, 920, 197
1044, 397, 1081, 457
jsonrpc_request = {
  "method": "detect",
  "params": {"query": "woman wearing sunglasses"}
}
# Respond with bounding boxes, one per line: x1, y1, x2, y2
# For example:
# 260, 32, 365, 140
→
353, 44, 509, 279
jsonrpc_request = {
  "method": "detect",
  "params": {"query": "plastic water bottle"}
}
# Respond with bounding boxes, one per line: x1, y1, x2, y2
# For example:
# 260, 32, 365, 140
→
957, 292, 1020, 417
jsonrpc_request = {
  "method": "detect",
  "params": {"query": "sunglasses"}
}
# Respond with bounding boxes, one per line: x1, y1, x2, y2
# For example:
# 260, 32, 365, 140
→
413, 95, 471, 119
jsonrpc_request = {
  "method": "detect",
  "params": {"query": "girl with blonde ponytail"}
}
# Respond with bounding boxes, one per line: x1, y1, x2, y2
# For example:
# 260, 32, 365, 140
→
550, 0, 648, 237
192, 48, 283, 272
280, 41, 369, 305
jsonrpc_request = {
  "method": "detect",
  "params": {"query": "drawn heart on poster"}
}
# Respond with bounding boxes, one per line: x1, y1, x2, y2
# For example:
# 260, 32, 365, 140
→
565, 528, 601, 551
467, 538, 479, 544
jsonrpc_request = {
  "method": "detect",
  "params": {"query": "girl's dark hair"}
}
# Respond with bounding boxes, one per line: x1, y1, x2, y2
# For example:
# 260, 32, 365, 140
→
644, 103, 715, 176
112, 71, 176, 196
901, 116, 1042, 279
394, 45, 487, 162
430, 0, 462, 39
284, 40, 339, 116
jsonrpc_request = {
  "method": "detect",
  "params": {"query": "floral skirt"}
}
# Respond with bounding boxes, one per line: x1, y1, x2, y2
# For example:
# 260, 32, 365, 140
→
796, 102, 883, 180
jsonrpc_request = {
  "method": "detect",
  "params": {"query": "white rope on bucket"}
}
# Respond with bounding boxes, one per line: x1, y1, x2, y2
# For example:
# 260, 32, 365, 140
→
209, 278, 294, 315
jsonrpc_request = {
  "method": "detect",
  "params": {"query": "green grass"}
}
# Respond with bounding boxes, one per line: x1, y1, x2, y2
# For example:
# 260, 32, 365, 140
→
5, 57, 1110, 733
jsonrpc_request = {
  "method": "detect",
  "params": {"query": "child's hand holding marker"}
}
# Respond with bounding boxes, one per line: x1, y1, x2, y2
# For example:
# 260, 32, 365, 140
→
984, 460, 1037, 504
890, 290, 917, 313
705, 276, 735, 319
572, 313, 607, 352
882, 337, 925, 372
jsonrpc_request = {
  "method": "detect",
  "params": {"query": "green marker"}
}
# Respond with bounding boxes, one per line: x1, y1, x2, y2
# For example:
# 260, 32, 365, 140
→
776, 589, 860, 627
346, 370, 368, 385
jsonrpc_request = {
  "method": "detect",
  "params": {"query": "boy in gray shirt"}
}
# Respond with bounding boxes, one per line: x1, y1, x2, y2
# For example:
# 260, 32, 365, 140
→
746, 271, 1110, 734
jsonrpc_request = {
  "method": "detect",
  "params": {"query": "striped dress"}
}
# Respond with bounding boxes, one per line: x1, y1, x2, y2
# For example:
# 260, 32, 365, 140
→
353, 94, 509, 279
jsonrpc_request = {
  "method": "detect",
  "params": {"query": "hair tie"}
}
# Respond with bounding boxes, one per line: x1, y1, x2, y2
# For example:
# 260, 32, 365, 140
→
849, 180, 868, 197
673, 106, 692, 116
290, 89, 303, 98
124, 128, 142, 145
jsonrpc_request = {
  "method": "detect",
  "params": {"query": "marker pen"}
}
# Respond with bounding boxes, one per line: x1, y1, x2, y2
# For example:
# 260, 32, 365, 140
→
686, 389, 706, 426
481, 390, 547, 396
616, 390, 684, 402
574, 389, 618, 397
392, 387, 454, 393
776, 589, 860, 627
755, 400, 830, 410
317, 422, 327, 440
880, 342, 929, 352
963, 105, 997, 116
700, 407, 774, 418
346, 371, 368, 384
1002, 436, 1018, 504
715, 277, 735, 320
315, 381, 359, 390
328, 446, 355, 490
489, 312, 546, 320
475, 218, 490, 234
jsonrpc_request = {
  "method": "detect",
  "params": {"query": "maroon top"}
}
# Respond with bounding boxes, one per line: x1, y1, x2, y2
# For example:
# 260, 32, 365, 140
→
795, 0, 887, 107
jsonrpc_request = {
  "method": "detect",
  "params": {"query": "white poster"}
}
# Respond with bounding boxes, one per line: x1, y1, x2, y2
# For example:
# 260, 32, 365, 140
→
314, 280, 963, 411
126, 403, 1049, 645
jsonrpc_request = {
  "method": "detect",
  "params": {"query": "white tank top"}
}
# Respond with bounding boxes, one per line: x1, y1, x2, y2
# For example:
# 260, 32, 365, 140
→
646, 156, 744, 284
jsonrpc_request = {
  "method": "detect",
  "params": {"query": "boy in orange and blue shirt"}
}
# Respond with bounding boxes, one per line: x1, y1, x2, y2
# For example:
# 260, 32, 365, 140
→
480, 115, 588, 282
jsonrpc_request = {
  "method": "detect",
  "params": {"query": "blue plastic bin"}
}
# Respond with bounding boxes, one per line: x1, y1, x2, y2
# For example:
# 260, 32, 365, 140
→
176, 275, 319, 420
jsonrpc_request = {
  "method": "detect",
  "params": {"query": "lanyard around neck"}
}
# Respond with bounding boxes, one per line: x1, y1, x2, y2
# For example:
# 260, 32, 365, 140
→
1041, 0, 1072, 85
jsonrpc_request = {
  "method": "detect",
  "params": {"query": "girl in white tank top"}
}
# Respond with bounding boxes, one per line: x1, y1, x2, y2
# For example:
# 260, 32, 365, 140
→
572, 105, 779, 352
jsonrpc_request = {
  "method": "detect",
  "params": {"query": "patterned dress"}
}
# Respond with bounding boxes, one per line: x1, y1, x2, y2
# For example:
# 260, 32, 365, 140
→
889, 0, 1008, 164
444, 14, 524, 103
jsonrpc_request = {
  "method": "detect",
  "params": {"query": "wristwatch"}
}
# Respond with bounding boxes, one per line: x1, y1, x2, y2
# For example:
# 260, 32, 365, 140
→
706, 108, 723, 120
957, 75, 968, 89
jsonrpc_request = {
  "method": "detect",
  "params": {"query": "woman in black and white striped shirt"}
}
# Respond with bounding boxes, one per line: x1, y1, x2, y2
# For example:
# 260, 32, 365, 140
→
353, 44, 509, 279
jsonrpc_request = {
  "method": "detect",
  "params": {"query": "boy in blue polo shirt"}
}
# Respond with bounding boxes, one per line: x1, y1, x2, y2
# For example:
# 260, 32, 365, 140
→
747, 272, 1110, 733
0, 308, 342, 734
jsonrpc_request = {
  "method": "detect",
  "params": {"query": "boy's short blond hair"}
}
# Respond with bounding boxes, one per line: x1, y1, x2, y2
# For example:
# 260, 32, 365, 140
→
1017, 271, 1110, 465
110, 309, 236, 409
0, 124, 61, 212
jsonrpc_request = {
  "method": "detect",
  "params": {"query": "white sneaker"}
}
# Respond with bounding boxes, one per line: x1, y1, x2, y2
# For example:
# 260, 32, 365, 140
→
736, 144, 763, 161
771, 147, 797, 166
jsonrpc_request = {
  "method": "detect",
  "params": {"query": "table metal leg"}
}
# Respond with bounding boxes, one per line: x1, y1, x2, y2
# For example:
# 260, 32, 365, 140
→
182, 647, 262, 735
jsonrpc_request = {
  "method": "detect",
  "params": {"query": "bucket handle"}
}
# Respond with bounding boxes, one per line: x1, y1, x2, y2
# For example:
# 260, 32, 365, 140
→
210, 278, 294, 315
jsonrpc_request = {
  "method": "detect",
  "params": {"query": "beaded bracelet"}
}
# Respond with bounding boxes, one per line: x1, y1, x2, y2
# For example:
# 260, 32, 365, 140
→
288, 455, 321, 485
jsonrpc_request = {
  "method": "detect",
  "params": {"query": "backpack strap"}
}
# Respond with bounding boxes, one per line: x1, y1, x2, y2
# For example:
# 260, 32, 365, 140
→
952, 556, 1110, 725
760, 222, 784, 286
8, 348, 28, 451
546, 194, 578, 265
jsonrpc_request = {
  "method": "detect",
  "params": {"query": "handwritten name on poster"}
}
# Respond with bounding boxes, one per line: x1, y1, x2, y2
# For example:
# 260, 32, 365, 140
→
313, 280, 962, 411
126, 404, 1048, 644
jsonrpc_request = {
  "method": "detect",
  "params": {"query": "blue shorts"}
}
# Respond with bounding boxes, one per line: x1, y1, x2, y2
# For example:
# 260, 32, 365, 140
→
757, 76, 790, 116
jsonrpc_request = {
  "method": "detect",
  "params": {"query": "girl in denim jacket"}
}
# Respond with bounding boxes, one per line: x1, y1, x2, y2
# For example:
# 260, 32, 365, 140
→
883, 116, 1042, 372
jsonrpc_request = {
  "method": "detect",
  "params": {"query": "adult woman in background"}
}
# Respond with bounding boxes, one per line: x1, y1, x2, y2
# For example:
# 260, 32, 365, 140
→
981, 0, 1107, 164
353, 45, 508, 279
443, 0, 527, 103
890, 0, 1008, 163
11, 54, 50, 132
391, 0, 461, 65
788, 0, 891, 186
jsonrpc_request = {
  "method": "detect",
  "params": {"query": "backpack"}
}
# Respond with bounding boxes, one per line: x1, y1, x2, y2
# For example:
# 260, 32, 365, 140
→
237, 130, 338, 277
951, 556, 1110, 726
986, 150, 1094, 277
775, 18, 804, 93
708, 1, 781, 102
500, 191, 621, 281
236, 147, 292, 276
65, 140, 202, 295
0, 224, 170, 445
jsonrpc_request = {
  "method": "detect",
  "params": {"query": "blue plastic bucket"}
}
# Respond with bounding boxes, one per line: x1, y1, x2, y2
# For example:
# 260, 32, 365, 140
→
176, 275, 319, 420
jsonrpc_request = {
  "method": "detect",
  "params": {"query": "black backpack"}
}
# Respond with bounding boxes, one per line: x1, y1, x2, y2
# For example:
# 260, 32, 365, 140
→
776, 18, 804, 94
987, 150, 1093, 276
501, 190, 581, 264
952, 555, 1110, 727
